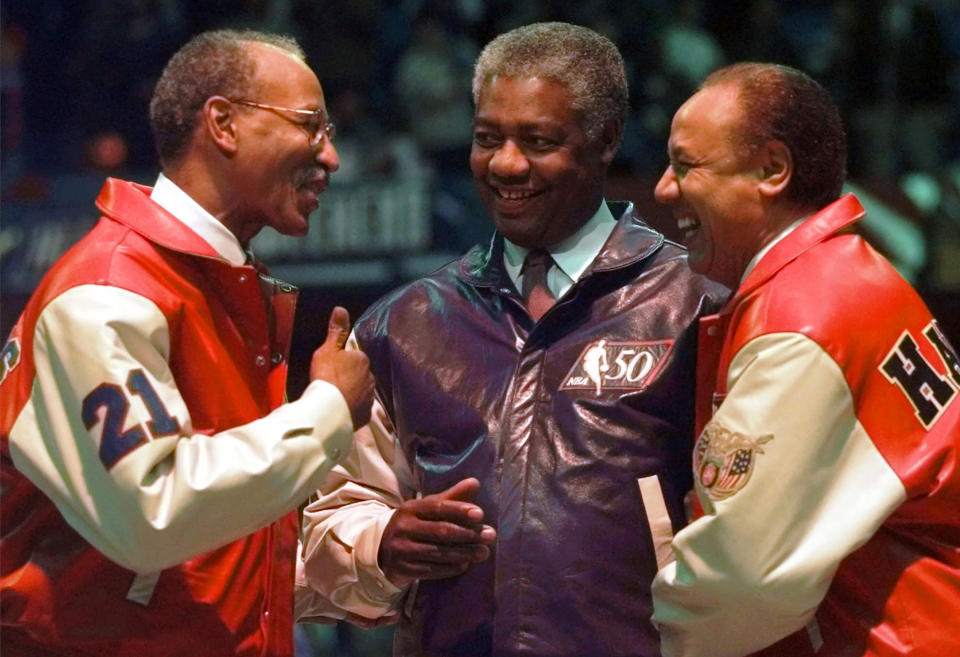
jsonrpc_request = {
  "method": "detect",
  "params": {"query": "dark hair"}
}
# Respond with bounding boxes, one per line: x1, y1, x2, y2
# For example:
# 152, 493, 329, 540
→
472, 22, 628, 142
702, 62, 847, 209
149, 29, 305, 166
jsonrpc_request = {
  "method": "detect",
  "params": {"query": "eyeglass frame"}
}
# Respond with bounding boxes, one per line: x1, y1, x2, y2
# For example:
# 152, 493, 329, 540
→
229, 99, 336, 147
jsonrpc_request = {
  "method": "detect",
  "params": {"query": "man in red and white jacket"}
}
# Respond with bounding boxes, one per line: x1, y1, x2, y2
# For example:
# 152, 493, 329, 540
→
0, 30, 373, 657
650, 62, 960, 657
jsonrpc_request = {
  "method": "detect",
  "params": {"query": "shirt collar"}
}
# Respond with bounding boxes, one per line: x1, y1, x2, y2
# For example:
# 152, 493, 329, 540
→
740, 215, 809, 283
502, 201, 617, 293
150, 173, 248, 266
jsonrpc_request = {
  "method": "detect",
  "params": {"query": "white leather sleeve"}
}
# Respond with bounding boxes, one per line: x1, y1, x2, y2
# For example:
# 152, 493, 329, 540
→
651, 332, 906, 657
296, 331, 413, 621
8, 284, 355, 574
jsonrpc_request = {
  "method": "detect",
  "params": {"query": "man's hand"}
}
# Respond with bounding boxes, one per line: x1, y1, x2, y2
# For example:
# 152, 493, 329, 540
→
309, 306, 374, 429
378, 478, 496, 588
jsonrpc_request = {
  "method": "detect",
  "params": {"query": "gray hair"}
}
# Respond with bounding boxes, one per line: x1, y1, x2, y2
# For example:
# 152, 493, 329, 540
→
472, 22, 628, 141
149, 29, 305, 166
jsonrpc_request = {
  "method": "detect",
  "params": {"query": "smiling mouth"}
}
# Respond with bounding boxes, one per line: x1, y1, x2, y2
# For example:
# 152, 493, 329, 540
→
677, 215, 701, 240
495, 187, 540, 201
296, 179, 327, 217
301, 173, 328, 195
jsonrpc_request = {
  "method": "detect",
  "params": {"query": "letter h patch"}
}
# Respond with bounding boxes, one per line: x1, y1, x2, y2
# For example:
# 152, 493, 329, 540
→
880, 321, 960, 428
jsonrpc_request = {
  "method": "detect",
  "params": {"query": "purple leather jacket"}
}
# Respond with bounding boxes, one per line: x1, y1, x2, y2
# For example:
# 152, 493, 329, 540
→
354, 203, 728, 657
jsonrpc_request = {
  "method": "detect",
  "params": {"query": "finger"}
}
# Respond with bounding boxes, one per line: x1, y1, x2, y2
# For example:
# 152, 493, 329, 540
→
404, 540, 492, 567
392, 539, 489, 564
398, 516, 494, 547
418, 543, 489, 564
433, 478, 487, 523
391, 561, 472, 582
405, 498, 485, 527
322, 306, 351, 350
479, 525, 496, 545
438, 477, 481, 503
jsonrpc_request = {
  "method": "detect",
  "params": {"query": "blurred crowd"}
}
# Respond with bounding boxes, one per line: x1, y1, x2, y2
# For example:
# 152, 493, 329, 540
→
4, 0, 959, 258
3, 0, 958, 177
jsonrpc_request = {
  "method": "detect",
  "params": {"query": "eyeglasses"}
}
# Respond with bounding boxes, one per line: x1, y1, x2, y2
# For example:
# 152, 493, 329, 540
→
230, 99, 336, 147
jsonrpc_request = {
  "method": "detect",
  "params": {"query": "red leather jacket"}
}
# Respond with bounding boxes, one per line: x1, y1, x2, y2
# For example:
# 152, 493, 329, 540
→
654, 195, 960, 657
1, 179, 349, 657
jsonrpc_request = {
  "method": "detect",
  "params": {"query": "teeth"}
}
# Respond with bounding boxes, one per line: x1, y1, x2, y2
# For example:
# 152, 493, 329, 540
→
499, 189, 536, 200
678, 216, 700, 230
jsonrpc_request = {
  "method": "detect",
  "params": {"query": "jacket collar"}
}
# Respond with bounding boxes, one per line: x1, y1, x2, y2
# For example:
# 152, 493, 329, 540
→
95, 177, 224, 260
458, 201, 665, 288
733, 194, 865, 303
588, 201, 665, 272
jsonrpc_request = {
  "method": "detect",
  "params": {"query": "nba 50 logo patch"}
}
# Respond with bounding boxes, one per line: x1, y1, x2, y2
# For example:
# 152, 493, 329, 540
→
561, 339, 674, 395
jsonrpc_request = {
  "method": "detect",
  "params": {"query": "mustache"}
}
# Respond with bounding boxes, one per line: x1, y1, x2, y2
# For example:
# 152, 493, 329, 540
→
297, 167, 329, 186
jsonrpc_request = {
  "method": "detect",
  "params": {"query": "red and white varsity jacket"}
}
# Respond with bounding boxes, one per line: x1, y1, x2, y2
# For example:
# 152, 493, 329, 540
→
1, 178, 353, 656
652, 195, 960, 657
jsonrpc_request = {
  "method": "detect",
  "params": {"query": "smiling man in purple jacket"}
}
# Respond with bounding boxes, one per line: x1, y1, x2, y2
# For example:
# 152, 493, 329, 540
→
297, 22, 728, 657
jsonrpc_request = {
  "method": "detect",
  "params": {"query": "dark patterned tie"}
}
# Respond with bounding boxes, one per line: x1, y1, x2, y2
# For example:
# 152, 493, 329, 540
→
521, 248, 556, 320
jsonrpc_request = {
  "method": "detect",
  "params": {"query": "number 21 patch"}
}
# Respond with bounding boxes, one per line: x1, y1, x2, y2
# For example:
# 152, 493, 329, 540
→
82, 369, 181, 468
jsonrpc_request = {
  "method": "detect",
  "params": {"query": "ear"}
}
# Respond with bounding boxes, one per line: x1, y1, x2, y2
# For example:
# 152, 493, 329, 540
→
599, 118, 623, 165
756, 139, 792, 197
201, 96, 239, 156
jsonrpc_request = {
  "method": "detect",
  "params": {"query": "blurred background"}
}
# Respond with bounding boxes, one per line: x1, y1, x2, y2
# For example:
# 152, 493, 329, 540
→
1, 1, 958, 654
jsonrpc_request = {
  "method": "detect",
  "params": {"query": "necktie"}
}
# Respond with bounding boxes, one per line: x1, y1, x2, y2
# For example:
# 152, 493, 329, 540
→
521, 248, 556, 320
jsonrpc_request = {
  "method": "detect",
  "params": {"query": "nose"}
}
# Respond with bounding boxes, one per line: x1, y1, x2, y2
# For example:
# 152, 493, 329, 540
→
315, 137, 339, 172
488, 139, 529, 179
654, 166, 678, 204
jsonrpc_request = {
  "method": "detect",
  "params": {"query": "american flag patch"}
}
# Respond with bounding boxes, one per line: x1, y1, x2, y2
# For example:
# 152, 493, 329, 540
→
694, 420, 773, 501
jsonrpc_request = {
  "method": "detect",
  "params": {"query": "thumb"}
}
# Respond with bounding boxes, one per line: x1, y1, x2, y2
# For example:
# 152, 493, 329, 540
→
322, 306, 351, 350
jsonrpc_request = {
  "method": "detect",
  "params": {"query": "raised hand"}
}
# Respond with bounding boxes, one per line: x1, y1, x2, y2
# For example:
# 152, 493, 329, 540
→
309, 306, 375, 429
378, 478, 497, 587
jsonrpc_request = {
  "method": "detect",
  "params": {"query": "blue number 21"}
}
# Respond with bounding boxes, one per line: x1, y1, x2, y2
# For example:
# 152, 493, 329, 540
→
81, 369, 181, 468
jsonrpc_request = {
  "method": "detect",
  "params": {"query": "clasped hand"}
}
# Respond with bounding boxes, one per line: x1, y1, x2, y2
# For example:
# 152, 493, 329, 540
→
378, 478, 497, 588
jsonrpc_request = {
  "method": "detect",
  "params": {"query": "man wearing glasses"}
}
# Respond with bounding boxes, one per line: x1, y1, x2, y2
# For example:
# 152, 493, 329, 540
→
0, 29, 372, 657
